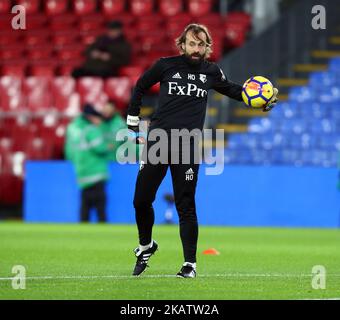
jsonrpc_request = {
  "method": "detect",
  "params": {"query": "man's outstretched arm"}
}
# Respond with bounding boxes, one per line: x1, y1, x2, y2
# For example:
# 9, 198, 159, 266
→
213, 80, 244, 101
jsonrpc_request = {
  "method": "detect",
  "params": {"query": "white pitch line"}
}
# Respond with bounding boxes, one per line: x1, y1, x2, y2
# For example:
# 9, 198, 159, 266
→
306, 298, 340, 300
1, 273, 340, 281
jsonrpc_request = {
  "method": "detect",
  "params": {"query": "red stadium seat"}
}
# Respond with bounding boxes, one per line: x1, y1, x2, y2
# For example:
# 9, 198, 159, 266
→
78, 77, 104, 94
0, 76, 25, 111
24, 30, 50, 46
136, 14, 163, 33
0, 45, 25, 60
101, 0, 126, 16
0, 137, 13, 153
28, 63, 56, 77
45, 0, 69, 15
80, 28, 106, 45
118, 65, 144, 78
78, 14, 104, 32
130, 0, 154, 16
104, 77, 132, 109
123, 28, 139, 43
52, 30, 79, 47
0, 31, 21, 46
188, 0, 213, 17
0, 61, 27, 77
12, 124, 39, 152
56, 45, 84, 61
49, 14, 77, 31
26, 46, 54, 61
209, 26, 226, 40
57, 59, 84, 76
139, 33, 167, 53
146, 50, 169, 62
225, 12, 252, 31
103, 14, 135, 34
0, 152, 13, 176
0, 15, 12, 31
165, 13, 192, 32
129, 75, 139, 86
77, 77, 104, 105
0, 124, 5, 138
53, 119, 70, 158
209, 44, 222, 61
137, 13, 163, 25
24, 77, 52, 112
224, 22, 247, 49
159, 0, 183, 17
106, 13, 134, 26
194, 13, 224, 29
32, 115, 56, 139
3, 114, 33, 134
94, 92, 110, 111
0, 0, 10, 13
51, 77, 81, 114
0, 171, 23, 205
131, 56, 157, 69
129, 41, 141, 56
25, 14, 48, 29
25, 137, 53, 160
24, 15, 46, 30
16, 0, 41, 15
73, 0, 97, 15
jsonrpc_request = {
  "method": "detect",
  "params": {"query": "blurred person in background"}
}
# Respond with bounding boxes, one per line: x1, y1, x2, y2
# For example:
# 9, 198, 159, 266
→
72, 20, 132, 79
65, 104, 112, 223
100, 100, 138, 162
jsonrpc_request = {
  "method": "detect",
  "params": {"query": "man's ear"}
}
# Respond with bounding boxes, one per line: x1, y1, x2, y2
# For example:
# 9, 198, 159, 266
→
181, 43, 185, 52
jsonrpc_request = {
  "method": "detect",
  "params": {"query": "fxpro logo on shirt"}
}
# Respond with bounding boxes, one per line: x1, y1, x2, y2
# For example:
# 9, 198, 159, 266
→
167, 82, 208, 98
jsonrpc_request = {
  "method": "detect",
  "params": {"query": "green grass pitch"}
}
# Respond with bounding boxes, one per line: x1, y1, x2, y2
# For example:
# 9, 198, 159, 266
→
0, 222, 339, 300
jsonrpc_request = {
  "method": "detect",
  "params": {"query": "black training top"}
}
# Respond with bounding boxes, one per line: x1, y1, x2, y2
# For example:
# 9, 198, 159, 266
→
128, 55, 243, 131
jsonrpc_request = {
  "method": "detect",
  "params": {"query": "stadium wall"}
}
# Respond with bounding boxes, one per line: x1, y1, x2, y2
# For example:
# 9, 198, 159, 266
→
24, 162, 340, 228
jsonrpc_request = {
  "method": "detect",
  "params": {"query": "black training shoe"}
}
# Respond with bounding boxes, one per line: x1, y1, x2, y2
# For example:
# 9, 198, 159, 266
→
132, 240, 158, 276
176, 265, 196, 278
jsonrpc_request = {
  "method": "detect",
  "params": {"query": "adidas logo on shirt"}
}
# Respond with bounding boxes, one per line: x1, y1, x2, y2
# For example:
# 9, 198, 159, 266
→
185, 168, 194, 175
185, 168, 194, 181
172, 72, 182, 79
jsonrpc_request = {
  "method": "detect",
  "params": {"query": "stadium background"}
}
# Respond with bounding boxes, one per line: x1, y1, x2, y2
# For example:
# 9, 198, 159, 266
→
1, 0, 339, 227
1, 0, 340, 301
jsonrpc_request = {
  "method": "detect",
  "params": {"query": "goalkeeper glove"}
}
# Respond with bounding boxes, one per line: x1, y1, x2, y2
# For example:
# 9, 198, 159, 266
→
126, 115, 146, 144
263, 87, 279, 112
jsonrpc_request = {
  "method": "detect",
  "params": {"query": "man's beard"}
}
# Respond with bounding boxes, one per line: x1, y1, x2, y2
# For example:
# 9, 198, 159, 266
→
184, 52, 205, 65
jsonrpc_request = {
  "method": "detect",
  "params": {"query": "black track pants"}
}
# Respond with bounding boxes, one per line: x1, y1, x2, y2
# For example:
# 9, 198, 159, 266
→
133, 138, 200, 263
